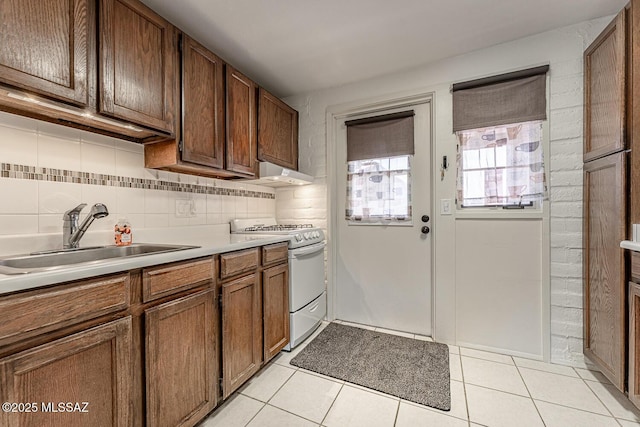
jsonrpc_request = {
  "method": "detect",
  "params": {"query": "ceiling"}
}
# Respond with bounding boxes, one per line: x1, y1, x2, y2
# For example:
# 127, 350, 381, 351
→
142, 0, 626, 98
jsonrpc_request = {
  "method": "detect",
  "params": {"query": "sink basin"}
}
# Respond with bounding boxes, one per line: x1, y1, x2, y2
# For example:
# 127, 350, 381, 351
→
0, 244, 199, 275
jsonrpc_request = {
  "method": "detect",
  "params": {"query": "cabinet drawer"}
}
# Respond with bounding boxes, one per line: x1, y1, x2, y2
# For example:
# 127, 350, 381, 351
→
262, 242, 289, 267
220, 248, 259, 280
632, 252, 640, 281
143, 257, 213, 303
0, 273, 130, 347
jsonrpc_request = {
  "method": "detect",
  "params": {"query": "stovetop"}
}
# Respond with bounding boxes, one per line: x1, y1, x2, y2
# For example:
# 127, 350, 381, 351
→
243, 224, 314, 232
230, 218, 325, 249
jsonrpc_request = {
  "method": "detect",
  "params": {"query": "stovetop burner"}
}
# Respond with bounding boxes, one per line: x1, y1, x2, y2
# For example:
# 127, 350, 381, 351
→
243, 224, 314, 232
231, 218, 324, 249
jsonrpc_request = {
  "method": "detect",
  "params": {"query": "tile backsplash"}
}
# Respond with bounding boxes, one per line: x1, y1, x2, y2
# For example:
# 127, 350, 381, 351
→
0, 111, 276, 237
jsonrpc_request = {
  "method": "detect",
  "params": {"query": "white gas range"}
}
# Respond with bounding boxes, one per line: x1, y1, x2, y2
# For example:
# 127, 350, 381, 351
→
230, 218, 327, 350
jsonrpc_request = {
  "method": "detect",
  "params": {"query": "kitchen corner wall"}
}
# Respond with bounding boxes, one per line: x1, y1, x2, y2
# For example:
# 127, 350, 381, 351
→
0, 111, 275, 243
280, 16, 612, 366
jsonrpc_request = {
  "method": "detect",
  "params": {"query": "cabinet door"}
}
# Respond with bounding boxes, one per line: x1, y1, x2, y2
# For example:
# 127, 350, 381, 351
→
221, 274, 262, 399
583, 152, 627, 390
263, 264, 290, 362
99, 0, 177, 134
145, 289, 217, 427
181, 35, 225, 169
0, 317, 132, 427
629, 280, 640, 409
258, 88, 298, 170
0, 0, 90, 106
584, 9, 627, 161
227, 66, 257, 176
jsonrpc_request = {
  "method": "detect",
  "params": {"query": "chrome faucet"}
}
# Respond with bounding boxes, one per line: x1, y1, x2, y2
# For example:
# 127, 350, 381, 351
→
62, 203, 109, 249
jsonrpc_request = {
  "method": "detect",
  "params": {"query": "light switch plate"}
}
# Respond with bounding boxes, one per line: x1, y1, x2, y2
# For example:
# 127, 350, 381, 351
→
634, 224, 640, 242
441, 199, 452, 215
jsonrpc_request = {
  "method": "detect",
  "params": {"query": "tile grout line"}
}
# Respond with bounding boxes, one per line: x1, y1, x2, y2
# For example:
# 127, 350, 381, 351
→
575, 370, 622, 422
239, 395, 266, 427
512, 354, 548, 427
392, 398, 401, 427
319, 382, 344, 426
459, 349, 472, 424
258, 359, 344, 426
459, 353, 515, 366
531, 397, 631, 420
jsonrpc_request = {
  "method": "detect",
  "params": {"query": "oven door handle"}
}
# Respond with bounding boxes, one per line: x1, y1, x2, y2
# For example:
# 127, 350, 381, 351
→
290, 241, 326, 258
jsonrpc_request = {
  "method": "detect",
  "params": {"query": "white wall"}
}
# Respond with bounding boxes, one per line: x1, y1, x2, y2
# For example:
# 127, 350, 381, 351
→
0, 111, 275, 253
280, 16, 612, 365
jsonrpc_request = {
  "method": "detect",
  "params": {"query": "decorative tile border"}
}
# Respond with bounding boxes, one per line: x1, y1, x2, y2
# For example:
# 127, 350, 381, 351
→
0, 163, 275, 199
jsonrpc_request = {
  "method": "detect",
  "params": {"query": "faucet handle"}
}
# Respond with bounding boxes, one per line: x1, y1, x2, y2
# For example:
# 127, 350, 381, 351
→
63, 203, 87, 219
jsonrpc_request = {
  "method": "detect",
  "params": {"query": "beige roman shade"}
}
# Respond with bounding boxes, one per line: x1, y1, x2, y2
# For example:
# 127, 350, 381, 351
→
452, 65, 549, 132
345, 111, 414, 161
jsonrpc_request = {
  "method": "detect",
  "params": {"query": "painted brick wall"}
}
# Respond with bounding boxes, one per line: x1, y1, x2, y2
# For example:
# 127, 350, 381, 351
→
548, 61, 590, 366
278, 16, 612, 365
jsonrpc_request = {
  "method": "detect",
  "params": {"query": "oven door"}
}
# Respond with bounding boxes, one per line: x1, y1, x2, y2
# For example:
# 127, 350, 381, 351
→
288, 241, 326, 312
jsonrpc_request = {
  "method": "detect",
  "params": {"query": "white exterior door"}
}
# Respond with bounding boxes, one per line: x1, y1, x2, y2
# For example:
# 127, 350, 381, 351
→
335, 102, 432, 335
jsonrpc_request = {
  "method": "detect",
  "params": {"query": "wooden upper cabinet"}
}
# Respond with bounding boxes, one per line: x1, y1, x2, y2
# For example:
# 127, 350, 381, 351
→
99, 0, 177, 134
0, 317, 132, 427
258, 88, 299, 170
584, 9, 627, 162
583, 152, 627, 391
0, 0, 91, 106
227, 66, 257, 176
181, 35, 225, 169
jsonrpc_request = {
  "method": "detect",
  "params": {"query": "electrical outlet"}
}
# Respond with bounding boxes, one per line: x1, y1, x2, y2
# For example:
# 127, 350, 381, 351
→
175, 199, 194, 218
441, 199, 452, 215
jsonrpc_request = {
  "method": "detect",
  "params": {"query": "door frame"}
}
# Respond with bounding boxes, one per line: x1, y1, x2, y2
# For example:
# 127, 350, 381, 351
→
326, 91, 436, 334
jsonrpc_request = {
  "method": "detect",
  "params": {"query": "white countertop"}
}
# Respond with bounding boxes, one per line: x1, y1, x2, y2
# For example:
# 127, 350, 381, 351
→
0, 233, 291, 296
621, 240, 640, 252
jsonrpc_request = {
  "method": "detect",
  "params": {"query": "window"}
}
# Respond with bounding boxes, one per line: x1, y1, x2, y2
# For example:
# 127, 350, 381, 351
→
345, 111, 414, 224
456, 120, 546, 207
452, 65, 549, 209
346, 155, 411, 222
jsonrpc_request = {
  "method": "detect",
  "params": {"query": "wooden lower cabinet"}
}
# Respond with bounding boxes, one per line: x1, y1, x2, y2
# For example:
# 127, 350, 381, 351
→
583, 152, 627, 390
221, 273, 262, 399
629, 280, 640, 408
0, 317, 132, 427
263, 264, 290, 362
145, 289, 217, 427
629, 253, 640, 409
0, 249, 290, 427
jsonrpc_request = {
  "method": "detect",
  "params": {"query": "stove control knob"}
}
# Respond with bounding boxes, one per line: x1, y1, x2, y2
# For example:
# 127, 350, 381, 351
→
295, 234, 303, 242
304, 232, 310, 239
313, 231, 320, 238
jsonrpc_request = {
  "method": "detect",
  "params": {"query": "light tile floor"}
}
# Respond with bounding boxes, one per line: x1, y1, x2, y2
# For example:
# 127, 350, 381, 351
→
201, 321, 640, 427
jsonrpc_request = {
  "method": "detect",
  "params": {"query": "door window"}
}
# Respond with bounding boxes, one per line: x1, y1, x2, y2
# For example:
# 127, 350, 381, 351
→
346, 155, 412, 223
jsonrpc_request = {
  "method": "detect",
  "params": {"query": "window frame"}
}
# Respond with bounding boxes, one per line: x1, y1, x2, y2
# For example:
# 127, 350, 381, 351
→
455, 119, 549, 218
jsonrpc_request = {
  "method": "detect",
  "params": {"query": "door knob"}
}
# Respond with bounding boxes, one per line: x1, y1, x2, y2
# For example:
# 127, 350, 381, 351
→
421, 215, 430, 223
421, 226, 430, 234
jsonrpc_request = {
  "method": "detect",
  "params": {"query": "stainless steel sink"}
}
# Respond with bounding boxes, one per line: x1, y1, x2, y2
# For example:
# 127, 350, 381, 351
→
0, 244, 199, 275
